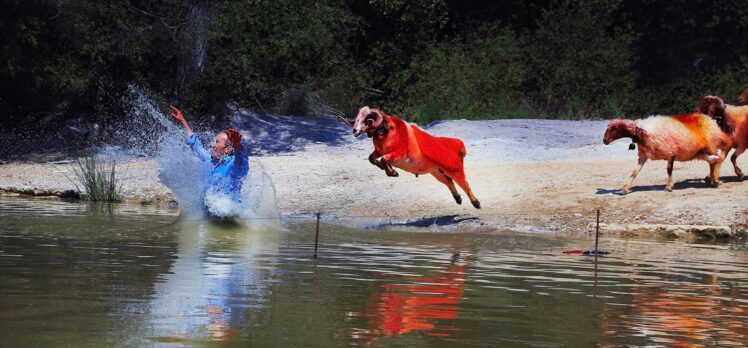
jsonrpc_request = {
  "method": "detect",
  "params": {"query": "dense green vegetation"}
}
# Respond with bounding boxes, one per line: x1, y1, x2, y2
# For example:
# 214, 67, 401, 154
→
2, 0, 748, 127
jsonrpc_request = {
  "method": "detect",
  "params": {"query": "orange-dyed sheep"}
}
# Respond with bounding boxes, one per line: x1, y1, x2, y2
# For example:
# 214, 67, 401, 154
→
603, 113, 732, 194
695, 95, 748, 180
338, 106, 480, 208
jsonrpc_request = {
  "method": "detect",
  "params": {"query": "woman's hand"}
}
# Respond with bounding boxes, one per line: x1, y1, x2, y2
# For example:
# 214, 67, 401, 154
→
169, 105, 193, 136
225, 128, 242, 150
169, 105, 187, 123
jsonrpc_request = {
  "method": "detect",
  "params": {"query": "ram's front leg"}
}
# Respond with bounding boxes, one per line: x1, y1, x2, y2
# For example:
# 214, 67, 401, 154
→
381, 151, 404, 177
368, 150, 387, 171
383, 163, 399, 177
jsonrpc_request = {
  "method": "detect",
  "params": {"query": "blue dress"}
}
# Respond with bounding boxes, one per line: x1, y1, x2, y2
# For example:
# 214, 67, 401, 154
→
186, 133, 249, 202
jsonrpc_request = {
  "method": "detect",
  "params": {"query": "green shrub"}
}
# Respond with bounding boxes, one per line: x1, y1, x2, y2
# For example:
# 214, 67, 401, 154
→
604, 97, 627, 119
204, 0, 363, 114
412, 99, 448, 125
527, 0, 638, 118
387, 26, 529, 123
275, 86, 313, 116
662, 57, 748, 112
73, 156, 122, 202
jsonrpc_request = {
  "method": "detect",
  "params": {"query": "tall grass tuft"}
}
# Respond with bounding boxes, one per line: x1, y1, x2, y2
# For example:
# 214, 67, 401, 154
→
73, 156, 122, 202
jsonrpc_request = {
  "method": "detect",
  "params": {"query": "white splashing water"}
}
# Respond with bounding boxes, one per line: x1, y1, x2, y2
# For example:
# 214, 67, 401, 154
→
127, 85, 280, 223
202, 162, 280, 223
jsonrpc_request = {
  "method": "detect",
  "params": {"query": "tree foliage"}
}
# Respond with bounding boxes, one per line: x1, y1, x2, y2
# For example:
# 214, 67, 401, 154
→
389, 27, 528, 123
2, 0, 748, 129
527, 0, 637, 118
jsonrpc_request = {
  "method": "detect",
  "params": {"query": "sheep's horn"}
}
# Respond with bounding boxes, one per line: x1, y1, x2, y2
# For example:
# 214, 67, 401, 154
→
337, 115, 354, 128
367, 111, 384, 129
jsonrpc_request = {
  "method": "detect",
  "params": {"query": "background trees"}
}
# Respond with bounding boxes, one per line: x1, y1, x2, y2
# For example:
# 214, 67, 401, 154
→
2, 0, 748, 129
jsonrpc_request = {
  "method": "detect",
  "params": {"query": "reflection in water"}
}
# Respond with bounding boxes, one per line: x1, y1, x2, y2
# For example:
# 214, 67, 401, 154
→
146, 220, 280, 343
5, 199, 748, 347
361, 252, 468, 344
603, 271, 748, 346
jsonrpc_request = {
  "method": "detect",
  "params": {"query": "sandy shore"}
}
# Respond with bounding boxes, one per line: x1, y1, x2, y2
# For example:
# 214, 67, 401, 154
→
2, 118, 748, 236
261, 142, 748, 235
0, 158, 174, 205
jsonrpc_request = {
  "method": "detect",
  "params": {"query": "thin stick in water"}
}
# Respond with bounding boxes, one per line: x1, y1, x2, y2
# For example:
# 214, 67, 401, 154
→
595, 208, 600, 253
314, 212, 320, 258
594, 208, 600, 286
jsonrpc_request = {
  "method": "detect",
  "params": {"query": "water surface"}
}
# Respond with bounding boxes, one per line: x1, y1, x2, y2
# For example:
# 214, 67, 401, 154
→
2, 198, 748, 347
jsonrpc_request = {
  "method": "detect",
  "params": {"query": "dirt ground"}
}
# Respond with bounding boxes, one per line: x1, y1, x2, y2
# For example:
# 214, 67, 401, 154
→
2, 119, 748, 235
258, 143, 748, 234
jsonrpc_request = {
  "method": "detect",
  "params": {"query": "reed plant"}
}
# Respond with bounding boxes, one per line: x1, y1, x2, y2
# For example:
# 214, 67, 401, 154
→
72, 156, 122, 202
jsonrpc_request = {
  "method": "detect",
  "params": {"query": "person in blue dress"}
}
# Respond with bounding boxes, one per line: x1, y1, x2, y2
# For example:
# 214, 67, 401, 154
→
169, 106, 249, 203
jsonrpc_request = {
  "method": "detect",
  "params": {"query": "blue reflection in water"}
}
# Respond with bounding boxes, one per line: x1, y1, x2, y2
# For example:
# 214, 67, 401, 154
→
145, 220, 280, 342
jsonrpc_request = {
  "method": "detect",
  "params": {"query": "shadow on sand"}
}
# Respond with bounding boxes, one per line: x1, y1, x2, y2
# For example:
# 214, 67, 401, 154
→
596, 175, 744, 196
379, 215, 480, 228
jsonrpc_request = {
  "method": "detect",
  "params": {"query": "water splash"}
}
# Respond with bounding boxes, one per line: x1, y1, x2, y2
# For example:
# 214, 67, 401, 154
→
126, 85, 280, 222
241, 162, 280, 222
202, 163, 279, 222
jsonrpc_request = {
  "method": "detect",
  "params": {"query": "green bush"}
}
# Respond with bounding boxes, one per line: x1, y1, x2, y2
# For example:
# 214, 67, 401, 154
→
663, 57, 748, 112
202, 0, 364, 114
527, 0, 638, 118
605, 97, 627, 119
73, 156, 122, 202
387, 26, 529, 123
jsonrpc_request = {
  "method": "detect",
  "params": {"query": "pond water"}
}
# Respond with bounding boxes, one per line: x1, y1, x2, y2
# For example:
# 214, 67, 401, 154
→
2, 198, 748, 347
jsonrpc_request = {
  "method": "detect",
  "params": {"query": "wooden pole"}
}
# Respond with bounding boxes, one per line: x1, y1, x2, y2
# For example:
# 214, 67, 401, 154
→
314, 212, 320, 258
595, 208, 600, 253
594, 208, 600, 286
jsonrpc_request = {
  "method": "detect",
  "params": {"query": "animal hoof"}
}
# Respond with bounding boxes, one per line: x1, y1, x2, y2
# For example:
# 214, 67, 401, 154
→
620, 186, 629, 195
666, 186, 673, 192
453, 195, 462, 205
703, 176, 710, 183
471, 200, 481, 209
738, 173, 744, 181
711, 181, 720, 188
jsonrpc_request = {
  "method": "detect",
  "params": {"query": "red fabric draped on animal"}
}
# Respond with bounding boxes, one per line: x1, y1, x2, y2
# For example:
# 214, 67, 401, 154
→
339, 106, 481, 209
603, 113, 732, 194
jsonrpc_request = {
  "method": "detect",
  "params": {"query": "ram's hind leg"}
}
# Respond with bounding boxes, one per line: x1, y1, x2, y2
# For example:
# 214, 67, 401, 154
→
710, 154, 727, 188
701, 149, 727, 185
432, 170, 461, 205
446, 169, 480, 209
700, 149, 726, 187
732, 145, 745, 181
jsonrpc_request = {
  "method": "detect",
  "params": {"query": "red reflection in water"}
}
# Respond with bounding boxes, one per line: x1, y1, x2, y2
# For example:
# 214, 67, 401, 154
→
206, 304, 238, 341
602, 273, 748, 346
360, 253, 468, 344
